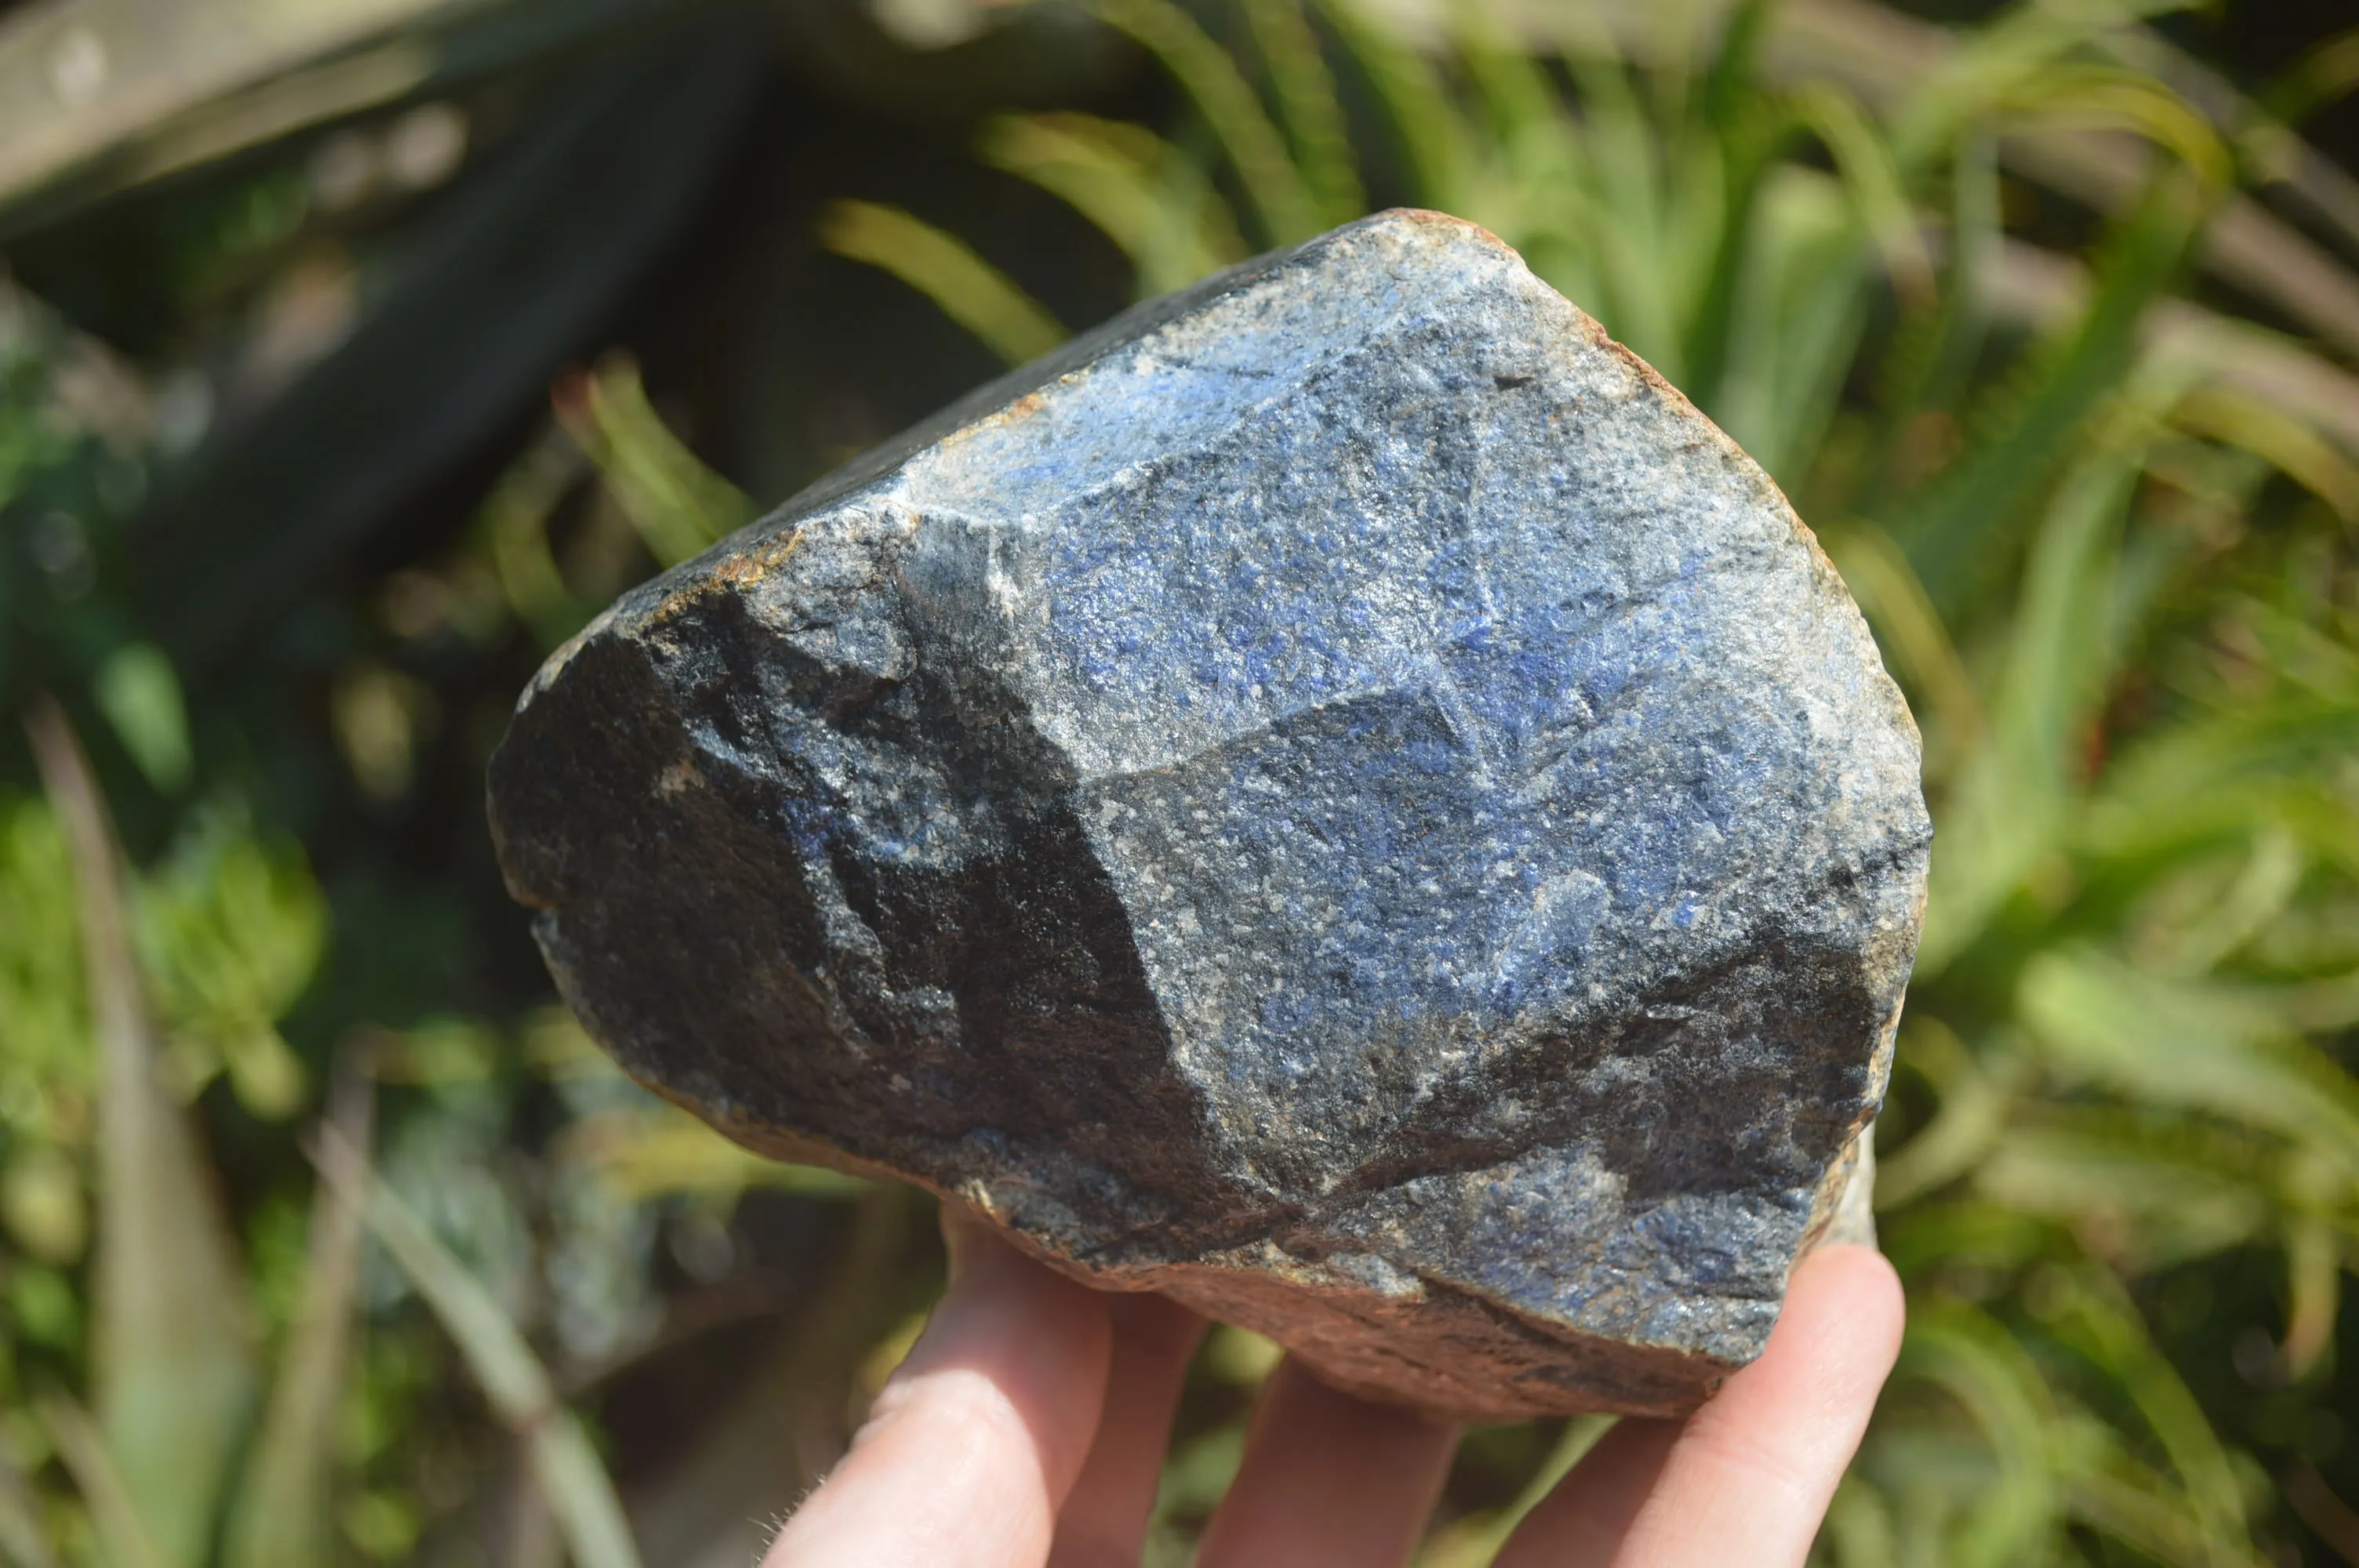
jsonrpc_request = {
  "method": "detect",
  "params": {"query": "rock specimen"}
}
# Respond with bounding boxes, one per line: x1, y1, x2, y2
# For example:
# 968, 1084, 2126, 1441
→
489, 209, 1930, 1419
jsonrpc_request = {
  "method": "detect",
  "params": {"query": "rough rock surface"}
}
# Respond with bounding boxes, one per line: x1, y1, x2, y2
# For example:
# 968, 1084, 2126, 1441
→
489, 209, 1930, 1419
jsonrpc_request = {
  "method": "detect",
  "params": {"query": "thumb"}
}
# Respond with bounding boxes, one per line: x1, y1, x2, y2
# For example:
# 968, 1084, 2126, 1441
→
764, 1208, 1114, 1568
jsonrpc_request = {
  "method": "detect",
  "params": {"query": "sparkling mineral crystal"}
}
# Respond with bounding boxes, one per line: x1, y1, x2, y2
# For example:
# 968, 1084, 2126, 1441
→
489, 209, 1930, 1418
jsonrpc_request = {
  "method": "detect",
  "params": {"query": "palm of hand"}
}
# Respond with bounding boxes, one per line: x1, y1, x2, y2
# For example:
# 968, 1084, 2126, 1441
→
764, 1214, 1903, 1568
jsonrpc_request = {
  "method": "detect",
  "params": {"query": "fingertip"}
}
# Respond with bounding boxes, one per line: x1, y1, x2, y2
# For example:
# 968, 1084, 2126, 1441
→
1778, 1242, 1906, 1390
891, 1210, 1114, 1492
1793, 1240, 1903, 1305
1498, 1244, 1907, 1568
764, 1210, 1113, 1568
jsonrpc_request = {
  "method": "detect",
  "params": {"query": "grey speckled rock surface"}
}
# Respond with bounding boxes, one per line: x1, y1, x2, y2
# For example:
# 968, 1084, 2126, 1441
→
489, 209, 1930, 1419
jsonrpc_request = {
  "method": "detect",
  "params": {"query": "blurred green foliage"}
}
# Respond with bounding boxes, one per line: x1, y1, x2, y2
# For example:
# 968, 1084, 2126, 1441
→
1, 0, 2357, 1562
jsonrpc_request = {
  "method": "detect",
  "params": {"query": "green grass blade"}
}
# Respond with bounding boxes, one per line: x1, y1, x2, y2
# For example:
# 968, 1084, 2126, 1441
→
224, 1069, 376, 1568
1888, 175, 2206, 616
2279, 1211, 2340, 1378
1083, 0, 1321, 245
1561, 53, 1682, 375
1916, 412, 2156, 974
0, 0, 682, 235
2169, 384, 2359, 523
1972, 1116, 2272, 1269
0, 1436, 58, 1568
89, 645, 191, 797
818, 198, 1068, 368
1887, 0, 2181, 176
1821, 524, 1985, 762
1897, 1305, 2066, 1566
1675, 78, 1790, 418
554, 354, 754, 569
1748, 238, 1876, 487
482, 421, 594, 649
2054, 1414, 2248, 1568
314, 1126, 644, 1568
1848, 132, 2002, 517
1791, 82, 1936, 313
1874, 1016, 2014, 1209
2017, 947, 2359, 1169
2052, 1268, 2251, 1555
976, 112, 1246, 298
1241, 0, 1363, 223
1311, 0, 1472, 209
35, 1393, 167, 1568
1445, 5, 1605, 316
23, 697, 259, 1568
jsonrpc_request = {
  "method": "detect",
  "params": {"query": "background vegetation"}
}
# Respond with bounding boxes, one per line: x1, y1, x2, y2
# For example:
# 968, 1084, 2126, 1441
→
1, 0, 2356, 1562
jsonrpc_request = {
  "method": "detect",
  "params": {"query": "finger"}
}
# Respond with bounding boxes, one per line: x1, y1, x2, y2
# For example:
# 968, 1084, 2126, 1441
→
764, 1210, 1113, 1568
1490, 1415, 1684, 1566
1496, 1243, 1905, 1568
1049, 1294, 1208, 1568
1196, 1358, 1459, 1568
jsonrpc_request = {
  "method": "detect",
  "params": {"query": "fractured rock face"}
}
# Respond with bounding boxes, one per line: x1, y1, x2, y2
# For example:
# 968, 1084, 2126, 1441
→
488, 209, 1930, 1419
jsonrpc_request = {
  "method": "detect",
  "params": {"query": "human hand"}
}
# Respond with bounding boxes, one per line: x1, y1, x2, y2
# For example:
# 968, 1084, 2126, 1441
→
761, 1210, 1904, 1568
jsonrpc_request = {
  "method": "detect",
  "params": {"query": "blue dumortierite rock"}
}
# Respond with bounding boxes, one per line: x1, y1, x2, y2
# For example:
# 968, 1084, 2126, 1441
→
489, 211, 1929, 1417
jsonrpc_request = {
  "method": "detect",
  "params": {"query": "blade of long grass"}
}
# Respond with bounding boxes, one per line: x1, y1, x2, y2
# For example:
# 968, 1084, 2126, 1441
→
0, 0, 680, 235
2004, 64, 2232, 191
2017, 946, 2359, 1170
224, 1067, 376, 1568
1818, 1476, 1897, 1568
482, 421, 593, 649
2095, 697, 2359, 822
1846, 130, 2001, 524
1745, 205, 1878, 485
1791, 82, 1935, 310
23, 696, 259, 1567
1084, 0, 1321, 245
35, 1392, 166, 1568
1430, 0, 2359, 361
2281, 1462, 2359, 1566
1883, 0, 2185, 175
563, 1101, 870, 1203
2280, 1211, 2339, 1379
1410, 1414, 1612, 1566
2106, 18, 2359, 259
2056, 1415, 2252, 1568
1445, 5, 1607, 317
1820, 524, 1985, 758
1898, 1305, 2066, 1567
553, 354, 753, 569
0, 1440, 58, 1568
1914, 414, 2150, 974
2169, 384, 2359, 522
1888, 174, 2205, 617
976, 113, 1246, 298
1241, 0, 1362, 223
2264, 24, 2359, 126
1561, 51, 1683, 376
2051, 1267, 2250, 1556
1874, 1015, 2013, 1208
1677, 5, 1789, 417
1972, 1120, 2272, 1269
313, 1126, 643, 1568
1311, 0, 1472, 209
1979, 235, 2359, 456
819, 199, 1068, 368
